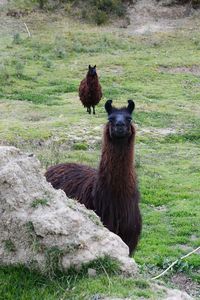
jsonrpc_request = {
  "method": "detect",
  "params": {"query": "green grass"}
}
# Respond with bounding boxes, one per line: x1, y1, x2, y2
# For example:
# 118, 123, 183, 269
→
0, 8, 200, 300
0, 263, 166, 300
31, 198, 49, 208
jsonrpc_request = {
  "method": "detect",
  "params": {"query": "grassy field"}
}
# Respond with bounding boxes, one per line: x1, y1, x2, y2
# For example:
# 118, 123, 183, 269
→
0, 7, 200, 300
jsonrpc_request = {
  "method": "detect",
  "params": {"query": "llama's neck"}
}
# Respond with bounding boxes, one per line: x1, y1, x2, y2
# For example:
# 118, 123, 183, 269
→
97, 124, 136, 199
87, 75, 99, 89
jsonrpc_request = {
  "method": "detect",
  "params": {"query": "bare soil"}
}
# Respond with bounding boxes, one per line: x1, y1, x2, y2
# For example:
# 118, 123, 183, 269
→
171, 274, 200, 298
159, 66, 200, 76
120, 0, 200, 35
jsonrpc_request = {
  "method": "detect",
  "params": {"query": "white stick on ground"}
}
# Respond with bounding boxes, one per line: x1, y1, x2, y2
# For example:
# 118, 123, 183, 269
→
151, 246, 200, 280
24, 22, 31, 37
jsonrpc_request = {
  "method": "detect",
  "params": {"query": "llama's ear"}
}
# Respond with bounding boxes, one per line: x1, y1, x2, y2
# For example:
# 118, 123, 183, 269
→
94, 65, 96, 68
88, 65, 91, 69
105, 100, 113, 115
127, 100, 135, 114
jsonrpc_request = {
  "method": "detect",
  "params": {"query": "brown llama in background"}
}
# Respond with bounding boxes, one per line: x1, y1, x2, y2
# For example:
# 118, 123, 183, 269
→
79, 65, 102, 114
45, 100, 142, 255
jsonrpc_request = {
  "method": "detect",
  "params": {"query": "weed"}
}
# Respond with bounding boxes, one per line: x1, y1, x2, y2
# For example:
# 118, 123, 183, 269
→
4, 239, 16, 252
73, 142, 88, 150
88, 212, 103, 226
25, 221, 42, 252
13, 33, 22, 45
43, 59, 53, 68
31, 198, 49, 208
45, 246, 64, 276
94, 10, 109, 25
26, 221, 35, 233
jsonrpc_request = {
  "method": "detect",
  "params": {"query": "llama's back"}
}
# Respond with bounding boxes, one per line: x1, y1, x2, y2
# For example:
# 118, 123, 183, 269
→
45, 163, 97, 209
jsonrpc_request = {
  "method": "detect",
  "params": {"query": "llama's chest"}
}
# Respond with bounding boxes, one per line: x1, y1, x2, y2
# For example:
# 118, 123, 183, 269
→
87, 87, 99, 97
97, 198, 134, 234
94, 188, 134, 216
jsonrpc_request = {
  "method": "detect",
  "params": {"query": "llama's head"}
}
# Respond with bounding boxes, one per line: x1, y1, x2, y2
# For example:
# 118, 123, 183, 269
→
105, 100, 135, 139
88, 65, 97, 76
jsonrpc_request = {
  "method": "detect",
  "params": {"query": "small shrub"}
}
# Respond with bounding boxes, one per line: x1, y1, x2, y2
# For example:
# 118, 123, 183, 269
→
43, 59, 53, 68
54, 47, 66, 59
64, 2, 74, 13
94, 9, 109, 25
115, 3, 126, 16
13, 33, 22, 45
76, 0, 127, 24
35, 0, 48, 9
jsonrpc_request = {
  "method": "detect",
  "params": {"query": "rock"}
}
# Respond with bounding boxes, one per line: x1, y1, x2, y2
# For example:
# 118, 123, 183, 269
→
0, 146, 137, 275
153, 283, 194, 300
164, 288, 193, 300
88, 268, 97, 277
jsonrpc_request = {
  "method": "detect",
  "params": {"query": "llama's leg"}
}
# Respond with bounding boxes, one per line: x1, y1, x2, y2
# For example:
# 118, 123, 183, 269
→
92, 106, 95, 115
129, 217, 142, 256
88, 107, 91, 114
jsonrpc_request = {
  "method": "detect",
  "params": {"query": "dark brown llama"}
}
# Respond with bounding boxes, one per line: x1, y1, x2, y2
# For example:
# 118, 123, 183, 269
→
79, 65, 102, 114
45, 100, 142, 255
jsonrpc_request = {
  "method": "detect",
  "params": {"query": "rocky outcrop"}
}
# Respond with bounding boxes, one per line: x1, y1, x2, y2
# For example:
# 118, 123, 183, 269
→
0, 146, 137, 275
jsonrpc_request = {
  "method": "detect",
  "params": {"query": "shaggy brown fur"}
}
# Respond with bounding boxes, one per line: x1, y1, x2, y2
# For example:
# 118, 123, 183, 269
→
93, 125, 141, 253
79, 65, 102, 114
46, 163, 96, 209
45, 100, 142, 255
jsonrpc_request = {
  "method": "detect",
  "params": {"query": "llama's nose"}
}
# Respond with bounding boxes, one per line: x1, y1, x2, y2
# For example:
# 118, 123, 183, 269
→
116, 121, 125, 127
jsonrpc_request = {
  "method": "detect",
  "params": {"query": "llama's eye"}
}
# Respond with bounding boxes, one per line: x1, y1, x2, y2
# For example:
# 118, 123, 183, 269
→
127, 117, 132, 122
108, 117, 114, 122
